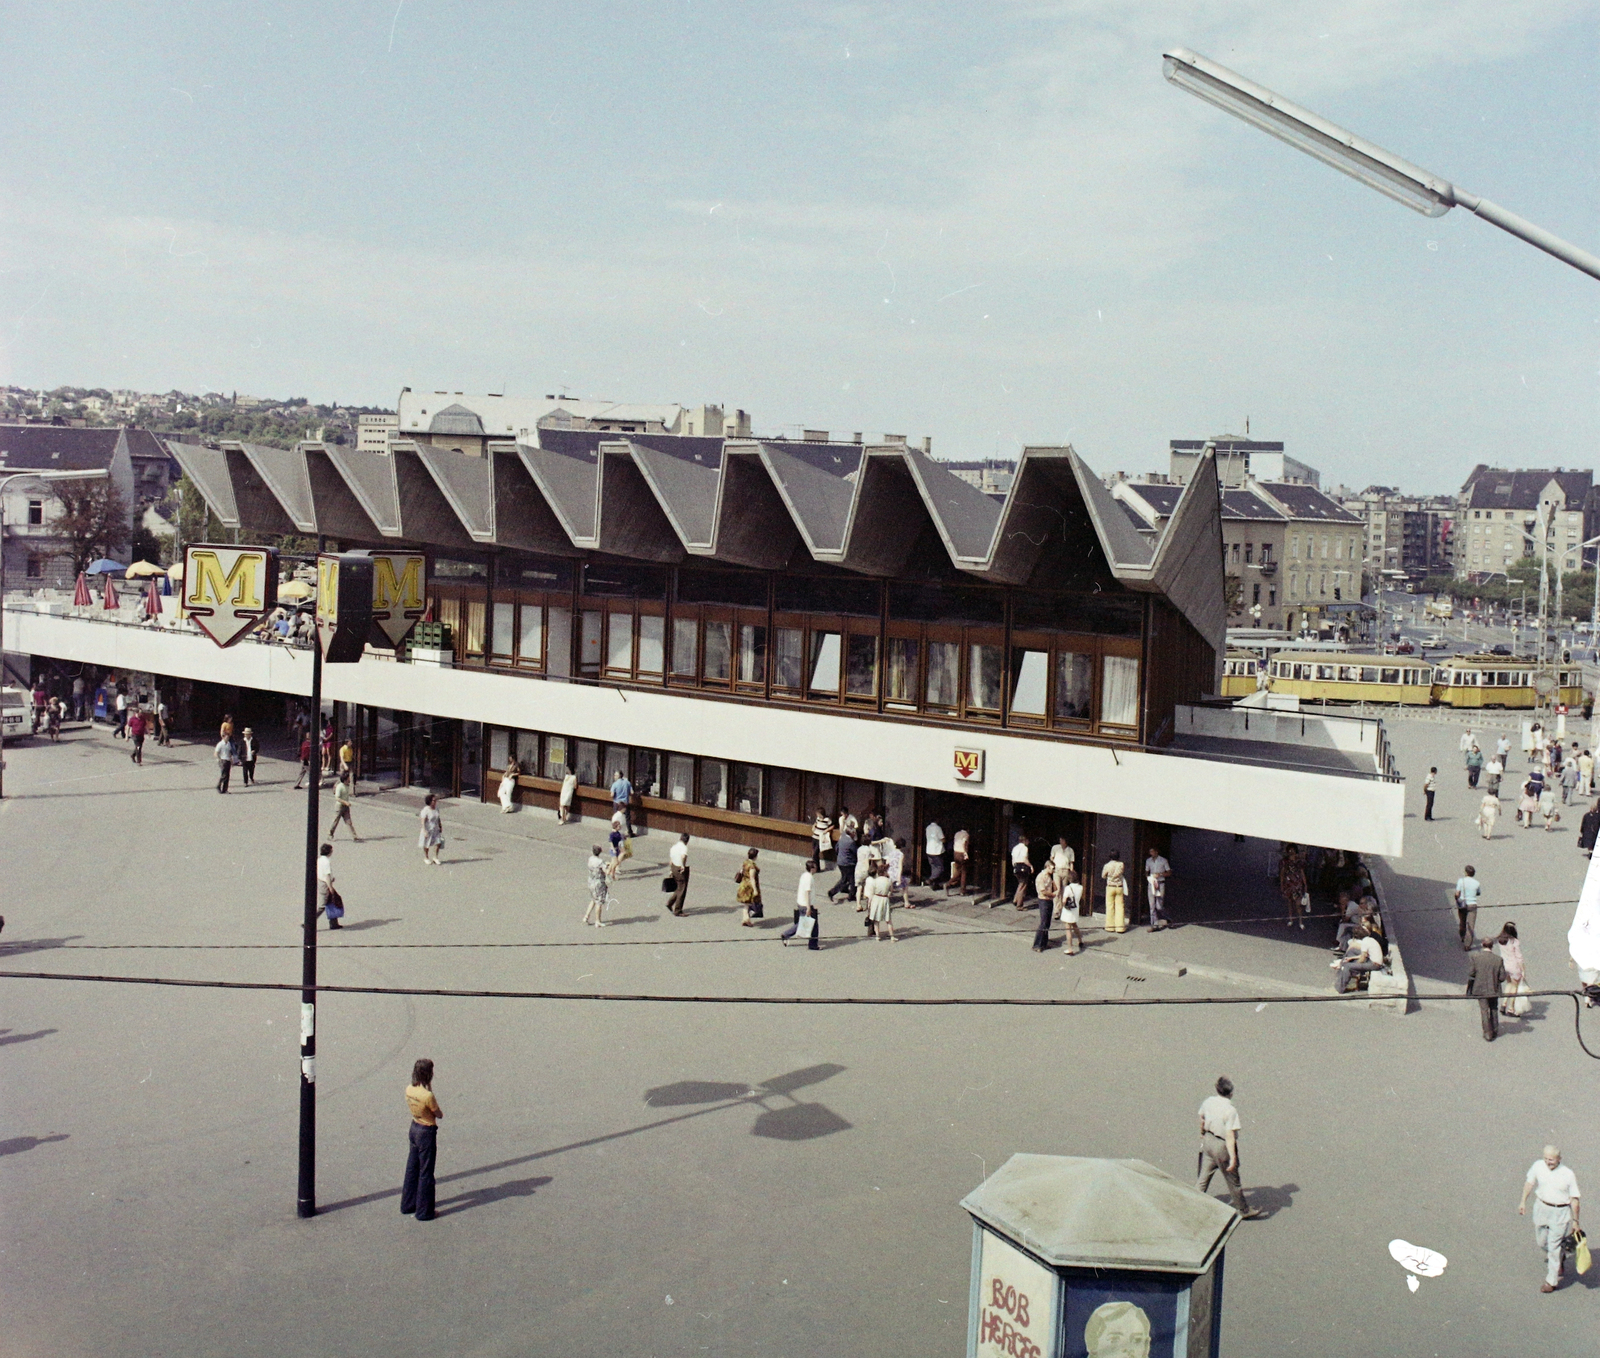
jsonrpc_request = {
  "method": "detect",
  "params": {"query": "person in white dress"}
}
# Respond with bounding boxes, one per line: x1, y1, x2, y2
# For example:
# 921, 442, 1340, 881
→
418, 793, 444, 866
864, 863, 895, 941
1057, 870, 1084, 954
558, 767, 578, 824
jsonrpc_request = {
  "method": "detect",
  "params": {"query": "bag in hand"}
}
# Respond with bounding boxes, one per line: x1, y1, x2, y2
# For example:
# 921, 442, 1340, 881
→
796, 913, 816, 940
324, 889, 345, 920
661, 875, 677, 893
1572, 1228, 1592, 1275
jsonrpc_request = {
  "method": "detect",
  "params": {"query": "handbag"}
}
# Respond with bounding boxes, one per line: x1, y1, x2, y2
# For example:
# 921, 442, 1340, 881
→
661, 874, 677, 893
1574, 1228, 1592, 1275
325, 889, 345, 920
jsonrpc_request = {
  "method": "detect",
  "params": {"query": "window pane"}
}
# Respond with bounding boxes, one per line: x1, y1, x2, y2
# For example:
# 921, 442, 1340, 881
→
514, 730, 540, 767
700, 758, 729, 809
926, 641, 959, 707
632, 749, 662, 797
491, 602, 514, 657
464, 600, 486, 656
1380, 668, 1400, 684
546, 607, 571, 677
738, 623, 767, 684
518, 603, 543, 663
846, 634, 878, 696
1101, 655, 1140, 727
809, 631, 842, 694
543, 735, 569, 780
607, 611, 634, 672
1359, 667, 1379, 683
886, 637, 918, 705
968, 643, 1002, 710
603, 745, 629, 788
580, 610, 603, 674
768, 767, 801, 822
1010, 650, 1048, 716
637, 615, 664, 673
489, 727, 510, 768
667, 754, 694, 802
732, 763, 764, 815
575, 740, 600, 787
671, 616, 698, 677
704, 620, 732, 680
774, 627, 804, 688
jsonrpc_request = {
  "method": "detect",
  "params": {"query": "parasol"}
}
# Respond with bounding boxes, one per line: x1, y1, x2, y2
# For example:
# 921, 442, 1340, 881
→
143, 579, 163, 618
102, 575, 120, 610
85, 558, 126, 575
278, 579, 315, 600
72, 573, 92, 608
125, 561, 165, 578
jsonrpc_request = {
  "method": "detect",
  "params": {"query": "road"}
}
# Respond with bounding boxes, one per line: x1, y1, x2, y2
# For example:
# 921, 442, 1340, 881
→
2, 720, 1598, 1356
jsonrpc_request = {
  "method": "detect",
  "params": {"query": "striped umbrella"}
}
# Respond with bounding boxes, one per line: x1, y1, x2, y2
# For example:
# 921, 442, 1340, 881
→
144, 579, 163, 618
72, 573, 92, 607
102, 575, 120, 610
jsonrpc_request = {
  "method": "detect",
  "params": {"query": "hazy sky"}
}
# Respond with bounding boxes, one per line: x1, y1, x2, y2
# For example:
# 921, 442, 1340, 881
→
2, 2, 1595, 493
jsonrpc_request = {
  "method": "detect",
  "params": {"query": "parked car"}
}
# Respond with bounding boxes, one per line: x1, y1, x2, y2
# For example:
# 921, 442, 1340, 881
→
1, 687, 29, 742
1489, 644, 1512, 656
1395, 640, 1415, 654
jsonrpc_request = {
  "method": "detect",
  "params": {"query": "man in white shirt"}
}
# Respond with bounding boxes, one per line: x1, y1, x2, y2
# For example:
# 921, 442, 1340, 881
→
1010, 836, 1033, 908
1049, 837, 1075, 879
1519, 1146, 1581, 1291
781, 858, 819, 951
1145, 847, 1171, 931
1196, 1077, 1260, 1219
1454, 866, 1482, 951
923, 821, 945, 887
1333, 928, 1384, 993
666, 834, 690, 916
1496, 733, 1512, 767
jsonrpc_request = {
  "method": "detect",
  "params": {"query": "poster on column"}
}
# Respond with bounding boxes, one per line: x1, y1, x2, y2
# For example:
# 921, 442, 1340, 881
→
974, 1230, 1057, 1358
1061, 1276, 1180, 1358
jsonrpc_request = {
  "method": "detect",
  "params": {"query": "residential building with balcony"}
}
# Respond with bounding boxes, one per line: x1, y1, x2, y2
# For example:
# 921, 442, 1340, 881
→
1453, 466, 1597, 579
0, 424, 138, 589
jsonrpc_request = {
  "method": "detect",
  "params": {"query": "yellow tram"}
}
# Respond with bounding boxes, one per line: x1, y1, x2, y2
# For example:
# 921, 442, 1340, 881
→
1265, 651, 1435, 706
1430, 656, 1585, 710
1220, 649, 1262, 698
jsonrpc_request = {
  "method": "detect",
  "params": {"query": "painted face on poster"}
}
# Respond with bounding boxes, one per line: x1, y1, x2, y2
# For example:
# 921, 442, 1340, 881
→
976, 1232, 1056, 1358
1063, 1283, 1177, 1358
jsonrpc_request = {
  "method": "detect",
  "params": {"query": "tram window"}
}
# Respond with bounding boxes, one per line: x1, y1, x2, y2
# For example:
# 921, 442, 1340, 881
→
1360, 667, 1379, 683
1338, 665, 1359, 681
1315, 665, 1336, 680
1380, 668, 1400, 684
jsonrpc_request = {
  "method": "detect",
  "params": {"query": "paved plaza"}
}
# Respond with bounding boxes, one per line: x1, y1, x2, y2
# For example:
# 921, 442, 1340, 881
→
3, 714, 1599, 1356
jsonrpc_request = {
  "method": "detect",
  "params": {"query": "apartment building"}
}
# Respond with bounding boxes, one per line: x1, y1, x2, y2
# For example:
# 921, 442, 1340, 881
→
1453, 466, 1597, 579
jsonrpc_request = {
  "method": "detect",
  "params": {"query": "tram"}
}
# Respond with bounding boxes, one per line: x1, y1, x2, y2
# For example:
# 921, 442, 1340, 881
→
1430, 656, 1585, 710
1220, 649, 1263, 698
1265, 651, 1435, 706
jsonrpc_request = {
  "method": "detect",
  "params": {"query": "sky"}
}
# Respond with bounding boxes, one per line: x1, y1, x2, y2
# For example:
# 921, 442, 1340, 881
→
2, 1, 1596, 494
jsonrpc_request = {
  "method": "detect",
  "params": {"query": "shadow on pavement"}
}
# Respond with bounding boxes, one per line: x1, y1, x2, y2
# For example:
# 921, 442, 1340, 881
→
435, 1174, 553, 1217
1242, 1182, 1299, 1220
333, 918, 401, 933
0, 936, 84, 957
0, 1134, 68, 1157
0, 1028, 59, 1047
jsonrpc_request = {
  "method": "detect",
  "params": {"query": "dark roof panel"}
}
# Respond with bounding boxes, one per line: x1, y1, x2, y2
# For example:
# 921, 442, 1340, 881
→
0, 424, 121, 470
1220, 489, 1285, 521
1260, 484, 1361, 522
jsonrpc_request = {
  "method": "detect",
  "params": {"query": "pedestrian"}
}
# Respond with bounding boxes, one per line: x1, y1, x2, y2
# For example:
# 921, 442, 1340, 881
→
1010, 834, 1034, 909
418, 793, 444, 865
1519, 1147, 1580, 1292
854, 833, 879, 902
1485, 754, 1503, 797
1278, 844, 1308, 930
1465, 937, 1506, 1041
948, 827, 970, 895
293, 731, 312, 790
1050, 835, 1076, 882
1496, 732, 1511, 767
812, 807, 835, 864
608, 807, 631, 869
338, 734, 355, 781
924, 818, 946, 887
239, 727, 258, 785
319, 719, 334, 775
1497, 922, 1530, 1019
583, 845, 609, 926
113, 687, 128, 738
1145, 845, 1171, 932
1032, 860, 1057, 952
316, 842, 343, 929
1540, 782, 1560, 832
1580, 748, 1594, 797
156, 697, 170, 745
781, 858, 820, 950
1519, 774, 1542, 829
1477, 790, 1501, 840
1101, 849, 1128, 934
666, 833, 691, 915
45, 697, 62, 742
609, 768, 634, 836
1196, 1077, 1261, 1219
399, 1058, 442, 1222
887, 837, 910, 910
1423, 767, 1437, 820
863, 861, 896, 940
1580, 800, 1600, 858
828, 826, 858, 903
71, 674, 85, 722
558, 765, 578, 823
498, 755, 520, 812
1453, 865, 1481, 950
1561, 757, 1581, 805
1459, 727, 1475, 766
1466, 743, 1484, 789
127, 708, 146, 765
736, 848, 763, 925
328, 773, 360, 840
1058, 869, 1084, 954
215, 731, 235, 793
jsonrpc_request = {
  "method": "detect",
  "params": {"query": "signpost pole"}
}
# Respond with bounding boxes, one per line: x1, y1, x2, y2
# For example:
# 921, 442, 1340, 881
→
298, 536, 324, 1219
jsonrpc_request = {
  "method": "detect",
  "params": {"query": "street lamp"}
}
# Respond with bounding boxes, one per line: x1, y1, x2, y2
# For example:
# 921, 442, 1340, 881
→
1162, 48, 1600, 282
0, 468, 110, 798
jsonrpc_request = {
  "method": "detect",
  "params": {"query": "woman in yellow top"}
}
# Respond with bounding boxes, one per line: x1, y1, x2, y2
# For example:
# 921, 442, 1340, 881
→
736, 848, 763, 926
1101, 852, 1128, 934
401, 1058, 443, 1221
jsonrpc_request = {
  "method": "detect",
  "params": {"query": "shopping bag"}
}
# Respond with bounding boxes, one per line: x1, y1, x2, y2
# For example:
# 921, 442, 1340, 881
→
1511, 980, 1532, 1017
1574, 1229, 1592, 1275
796, 913, 816, 940
324, 890, 345, 920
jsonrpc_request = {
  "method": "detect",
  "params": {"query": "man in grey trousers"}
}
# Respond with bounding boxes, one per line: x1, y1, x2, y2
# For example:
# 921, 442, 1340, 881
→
1196, 1076, 1262, 1220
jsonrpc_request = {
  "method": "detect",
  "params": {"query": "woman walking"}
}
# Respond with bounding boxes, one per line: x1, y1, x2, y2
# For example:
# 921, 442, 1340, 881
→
1032, 860, 1058, 953
399, 1057, 442, 1222
1540, 781, 1560, 832
1477, 790, 1501, 840
583, 845, 609, 926
782, 858, 820, 950
1497, 923, 1530, 1018
736, 848, 763, 926
1519, 775, 1542, 830
1278, 844, 1307, 930
498, 755, 520, 813
1058, 869, 1084, 955
863, 861, 896, 940
240, 727, 259, 786
418, 793, 444, 865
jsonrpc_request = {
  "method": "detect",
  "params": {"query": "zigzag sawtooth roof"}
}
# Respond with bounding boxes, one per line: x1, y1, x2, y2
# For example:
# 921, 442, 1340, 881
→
166, 431, 1225, 654
1465, 468, 1593, 511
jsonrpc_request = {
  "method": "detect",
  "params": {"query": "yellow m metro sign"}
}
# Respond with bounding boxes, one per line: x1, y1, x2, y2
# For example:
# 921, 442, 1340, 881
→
183, 544, 279, 648
953, 747, 986, 784
361, 551, 426, 648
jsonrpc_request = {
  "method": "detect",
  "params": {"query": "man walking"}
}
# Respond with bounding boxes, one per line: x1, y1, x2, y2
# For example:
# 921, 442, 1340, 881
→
1145, 845, 1172, 931
1454, 865, 1482, 951
156, 697, 170, 746
1423, 767, 1437, 821
924, 819, 946, 887
71, 674, 85, 723
1519, 1146, 1580, 1292
1466, 743, 1484, 789
215, 731, 235, 794
829, 826, 858, 902
609, 768, 634, 837
1196, 1076, 1261, 1219
1101, 850, 1128, 934
400, 1057, 442, 1222
666, 833, 690, 915
293, 731, 312, 790
1010, 834, 1033, 909
1465, 937, 1506, 1041
127, 708, 146, 765
328, 772, 360, 841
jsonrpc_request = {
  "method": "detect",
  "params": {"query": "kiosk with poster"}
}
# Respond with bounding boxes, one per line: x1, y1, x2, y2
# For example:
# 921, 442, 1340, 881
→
962, 1154, 1240, 1358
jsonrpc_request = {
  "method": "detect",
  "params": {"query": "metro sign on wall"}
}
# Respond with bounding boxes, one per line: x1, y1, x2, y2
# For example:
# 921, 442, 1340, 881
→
183, 545, 279, 648
954, 747, 986, 784
359, 550, 426, 649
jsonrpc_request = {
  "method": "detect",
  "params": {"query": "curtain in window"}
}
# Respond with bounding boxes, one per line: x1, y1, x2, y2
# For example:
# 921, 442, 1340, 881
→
1100, 655, 1139, 727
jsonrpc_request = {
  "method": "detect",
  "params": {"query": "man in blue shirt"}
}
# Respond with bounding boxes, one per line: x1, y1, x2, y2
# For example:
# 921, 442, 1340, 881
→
1454, 865, 1482, 951
828, 830, 859, 902
609, 770, 634, 836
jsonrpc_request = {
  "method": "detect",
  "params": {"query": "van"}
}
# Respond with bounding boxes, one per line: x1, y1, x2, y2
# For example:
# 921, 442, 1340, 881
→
1, 687, 29, 741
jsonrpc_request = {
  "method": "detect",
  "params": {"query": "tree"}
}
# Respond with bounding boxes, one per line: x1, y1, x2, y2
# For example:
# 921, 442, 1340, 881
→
173, 475, 225, 549
1224, 574, 1244, 618
53, 480, 130, 576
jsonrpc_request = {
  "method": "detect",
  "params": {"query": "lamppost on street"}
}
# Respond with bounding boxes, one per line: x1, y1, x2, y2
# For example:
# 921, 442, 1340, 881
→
0, 467, 110, 799
1161, 48, 1600, 282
